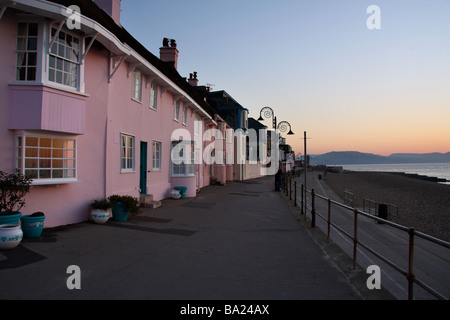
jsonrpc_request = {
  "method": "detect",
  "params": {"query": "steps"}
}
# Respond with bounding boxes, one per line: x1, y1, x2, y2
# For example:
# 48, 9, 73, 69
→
139, 194, 162, 209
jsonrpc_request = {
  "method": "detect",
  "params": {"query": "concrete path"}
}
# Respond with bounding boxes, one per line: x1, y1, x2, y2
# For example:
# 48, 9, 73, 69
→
292, 171, 450, 300
0, 175, 394, 301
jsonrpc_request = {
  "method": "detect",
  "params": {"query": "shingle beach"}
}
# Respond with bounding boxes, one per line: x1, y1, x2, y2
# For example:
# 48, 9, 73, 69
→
323, 171, 450, 242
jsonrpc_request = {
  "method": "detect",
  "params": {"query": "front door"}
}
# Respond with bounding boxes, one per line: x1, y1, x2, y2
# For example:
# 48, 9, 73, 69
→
140, 141, 148, 194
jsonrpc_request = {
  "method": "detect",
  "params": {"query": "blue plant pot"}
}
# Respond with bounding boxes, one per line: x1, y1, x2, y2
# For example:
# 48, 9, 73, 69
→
174, 186, 188, 199
20, 214, 45, 238
111, 202, 129, 222
0, 212, 22, 225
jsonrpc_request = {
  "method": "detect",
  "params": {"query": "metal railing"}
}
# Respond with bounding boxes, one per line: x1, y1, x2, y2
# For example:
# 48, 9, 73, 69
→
280, 173, 450, 300
362, 198, 398, 223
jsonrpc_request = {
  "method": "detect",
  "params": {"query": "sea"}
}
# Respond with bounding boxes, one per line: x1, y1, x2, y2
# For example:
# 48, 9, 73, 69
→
341, 162, 450, 185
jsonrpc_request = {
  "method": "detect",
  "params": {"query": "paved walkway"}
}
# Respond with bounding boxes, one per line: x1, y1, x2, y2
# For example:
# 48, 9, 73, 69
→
0, 175, 394, 300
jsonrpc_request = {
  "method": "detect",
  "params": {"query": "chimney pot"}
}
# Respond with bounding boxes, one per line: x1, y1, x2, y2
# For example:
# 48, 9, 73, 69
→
188, 71, 199, 86
160, 38, 179, 69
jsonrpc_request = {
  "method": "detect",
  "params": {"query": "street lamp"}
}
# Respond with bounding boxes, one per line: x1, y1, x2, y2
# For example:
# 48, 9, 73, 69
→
257, 106, 276, 129
277, 121, 294, 135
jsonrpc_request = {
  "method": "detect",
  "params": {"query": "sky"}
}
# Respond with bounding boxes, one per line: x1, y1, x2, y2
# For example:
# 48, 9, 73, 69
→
120, 0, 450, 156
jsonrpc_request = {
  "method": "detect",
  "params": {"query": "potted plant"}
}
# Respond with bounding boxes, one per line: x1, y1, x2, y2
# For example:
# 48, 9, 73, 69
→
20, 211, 45, 238
0, 170, 32, 249
108, 195, 139, 222
0, 169, 32, 224
89, 199, 111, 224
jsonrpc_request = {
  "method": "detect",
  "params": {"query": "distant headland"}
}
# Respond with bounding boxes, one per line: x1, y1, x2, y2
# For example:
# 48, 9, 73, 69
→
310, 151, 450, 165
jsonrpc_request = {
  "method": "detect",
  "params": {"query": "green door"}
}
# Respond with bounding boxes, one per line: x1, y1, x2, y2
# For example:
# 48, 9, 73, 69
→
140, 141, 148, 194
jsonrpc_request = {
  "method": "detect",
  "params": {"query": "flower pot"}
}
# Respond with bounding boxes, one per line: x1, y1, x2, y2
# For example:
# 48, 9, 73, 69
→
0, 224, 23, 250
170, 190, 181, 199
111, 202, 129, 222
91, 209, 111, 224
20, 214, 45, 238
0, 212, 22, 225
174, 186, 187, 199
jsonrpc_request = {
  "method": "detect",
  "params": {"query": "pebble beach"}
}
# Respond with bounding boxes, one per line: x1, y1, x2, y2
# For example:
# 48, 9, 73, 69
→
323, 171, 450, 242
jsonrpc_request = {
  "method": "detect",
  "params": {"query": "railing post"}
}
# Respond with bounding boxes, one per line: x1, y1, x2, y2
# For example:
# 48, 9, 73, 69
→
289, 178, 292, 200
300, 184, 304, 215
311, 188, 316, 228
327, 198, 331, 243
408, 228, 415, 300
294, 182, 297, 207
353, 209, 358, 269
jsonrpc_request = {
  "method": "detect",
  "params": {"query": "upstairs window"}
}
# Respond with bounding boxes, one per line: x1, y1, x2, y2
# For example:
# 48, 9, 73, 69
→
131, 70, 142, 102
174, 100, 180, 121
16, 22, 38, 81
149, 83, 158, 110
49, 27, 80, 88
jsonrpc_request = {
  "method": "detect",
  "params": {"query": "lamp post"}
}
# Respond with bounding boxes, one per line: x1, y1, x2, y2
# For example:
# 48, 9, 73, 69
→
277, 121, 294, 136
257, 106, 276, 129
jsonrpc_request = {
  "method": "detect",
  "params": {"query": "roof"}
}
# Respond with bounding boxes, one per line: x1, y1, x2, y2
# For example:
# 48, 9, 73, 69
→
47, 0, 217, 118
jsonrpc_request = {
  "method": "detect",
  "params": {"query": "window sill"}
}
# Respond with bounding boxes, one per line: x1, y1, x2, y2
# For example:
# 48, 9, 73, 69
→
120, 169, 136, 174
31, 179, 79, 186
131, 97, 142, 104
8, 81, 89, 97
149, 106, 158, 111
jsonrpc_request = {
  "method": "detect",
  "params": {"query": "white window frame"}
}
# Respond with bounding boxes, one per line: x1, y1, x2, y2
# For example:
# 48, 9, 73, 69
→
174, 100, 180, 121
131, 70, 142, 102
152, 141, 161, 171
182, 106, 188, 125
16, 133, 77, 185
48, 26, 81, 89
149, 82, 158, 110
16, 22, 38, 82
13, 21, 86, 93
171, 141, 195, 177
120, 133, 135, 173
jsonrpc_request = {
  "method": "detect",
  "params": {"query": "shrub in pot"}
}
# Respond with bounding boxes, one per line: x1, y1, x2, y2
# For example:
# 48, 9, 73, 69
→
108, 195, 139, 222
0, 170, 32, 249
89, 199, 111, 224
0, 169, 32, 225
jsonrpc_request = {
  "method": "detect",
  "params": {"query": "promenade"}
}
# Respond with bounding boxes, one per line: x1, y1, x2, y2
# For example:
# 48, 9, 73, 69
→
0, 175, 395, 302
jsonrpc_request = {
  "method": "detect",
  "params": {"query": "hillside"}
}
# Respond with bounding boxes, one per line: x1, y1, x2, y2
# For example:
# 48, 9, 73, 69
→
310, 151, 450, 165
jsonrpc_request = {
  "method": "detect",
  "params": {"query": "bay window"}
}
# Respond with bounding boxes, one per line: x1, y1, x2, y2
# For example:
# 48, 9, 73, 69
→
48, 27, 80, 88
16, 135, 77, 184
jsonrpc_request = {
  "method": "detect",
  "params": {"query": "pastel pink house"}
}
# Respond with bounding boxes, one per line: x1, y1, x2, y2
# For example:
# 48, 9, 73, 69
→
0, 0, 223, 227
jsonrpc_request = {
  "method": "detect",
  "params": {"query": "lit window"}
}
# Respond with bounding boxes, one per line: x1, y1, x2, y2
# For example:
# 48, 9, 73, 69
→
152, 141, 161, 171
131, 70, 142, 101
16, 22, 38, 81
48, 27, 80, 88
121, 134, 135, 172
16, 135, 76, 183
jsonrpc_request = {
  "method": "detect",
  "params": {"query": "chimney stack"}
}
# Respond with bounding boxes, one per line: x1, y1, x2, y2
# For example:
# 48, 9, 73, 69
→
188, 72, 199, 86
160, 38, 179, 70
95, 0, 122, 25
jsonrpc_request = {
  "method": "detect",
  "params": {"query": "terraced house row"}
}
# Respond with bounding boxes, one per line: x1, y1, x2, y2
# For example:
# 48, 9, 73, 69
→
0, 0, 277, 227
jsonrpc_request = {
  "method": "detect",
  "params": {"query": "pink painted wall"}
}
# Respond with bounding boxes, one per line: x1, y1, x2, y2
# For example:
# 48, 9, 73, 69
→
0, 10, 211, 228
